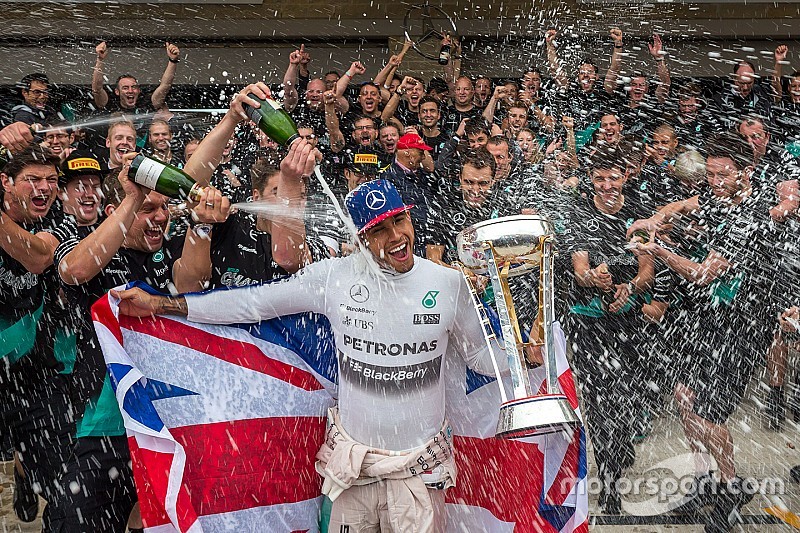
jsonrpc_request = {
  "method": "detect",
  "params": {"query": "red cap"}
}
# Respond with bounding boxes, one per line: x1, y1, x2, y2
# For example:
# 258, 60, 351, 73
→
397, 133, 433, 151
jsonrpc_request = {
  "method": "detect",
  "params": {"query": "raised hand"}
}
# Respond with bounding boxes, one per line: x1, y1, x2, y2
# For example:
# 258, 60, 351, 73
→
350, 61, 367, 77
191, 186, 230, 224
323, 90, 337, 107
610, 28, 623, 47
96, 41, 109, 60
289, 47, 303, 65
299, 44, 311, 66
230, 82, 273, 123
166, 42, 181, 61
545, 29, 557, 48
649, 34, 664, 59
775, 44, 789, 63
0, 122, 35, 153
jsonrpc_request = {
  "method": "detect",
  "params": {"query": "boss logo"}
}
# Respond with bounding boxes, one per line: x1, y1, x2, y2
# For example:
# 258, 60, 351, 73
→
413, 313, 440, 325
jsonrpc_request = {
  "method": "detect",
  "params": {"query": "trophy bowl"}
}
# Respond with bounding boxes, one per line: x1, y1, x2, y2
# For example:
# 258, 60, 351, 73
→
456, 215, 555, 277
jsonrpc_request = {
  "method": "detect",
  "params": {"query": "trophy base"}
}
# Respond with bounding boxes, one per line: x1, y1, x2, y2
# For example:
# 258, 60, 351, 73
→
496, 394, 581, 439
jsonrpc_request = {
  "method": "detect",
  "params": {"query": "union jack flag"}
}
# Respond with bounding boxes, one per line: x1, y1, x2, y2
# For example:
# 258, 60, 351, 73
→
92, 282, 587, 532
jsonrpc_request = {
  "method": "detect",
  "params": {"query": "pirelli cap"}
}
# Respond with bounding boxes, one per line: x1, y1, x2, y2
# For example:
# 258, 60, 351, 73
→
342, 148, 382, 175
345, 179, 414, 234
60, 150, 104, 185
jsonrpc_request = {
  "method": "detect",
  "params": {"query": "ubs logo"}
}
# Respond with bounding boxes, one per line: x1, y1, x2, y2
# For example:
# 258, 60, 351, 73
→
349, 283, 370, 303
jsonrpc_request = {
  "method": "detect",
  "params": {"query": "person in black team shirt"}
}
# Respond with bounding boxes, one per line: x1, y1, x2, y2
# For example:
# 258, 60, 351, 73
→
568, 144, 654, 515
0, 146, 76, 527
91, 41, 181, 147
426, 149, 498, 267
628, 132, 778, 532
209, 140, 328, 288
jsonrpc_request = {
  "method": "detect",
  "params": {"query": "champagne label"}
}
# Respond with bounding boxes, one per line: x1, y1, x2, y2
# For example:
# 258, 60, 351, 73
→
134, 158, 167, 190
265, 98, 282, 110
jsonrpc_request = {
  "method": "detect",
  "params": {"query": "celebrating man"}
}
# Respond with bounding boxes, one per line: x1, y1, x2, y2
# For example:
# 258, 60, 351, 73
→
111, 178, 515, 532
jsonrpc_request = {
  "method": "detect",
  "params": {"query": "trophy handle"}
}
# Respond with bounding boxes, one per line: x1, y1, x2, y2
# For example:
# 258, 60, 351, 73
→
455, 263, 508, 403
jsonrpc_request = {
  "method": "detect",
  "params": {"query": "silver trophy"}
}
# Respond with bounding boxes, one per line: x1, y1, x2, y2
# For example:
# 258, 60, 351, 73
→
456, 215, 581, 438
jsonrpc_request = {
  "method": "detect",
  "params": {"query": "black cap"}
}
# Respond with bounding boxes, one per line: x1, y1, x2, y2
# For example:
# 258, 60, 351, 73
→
342, 147, 381, 175
60, 150, 103, 185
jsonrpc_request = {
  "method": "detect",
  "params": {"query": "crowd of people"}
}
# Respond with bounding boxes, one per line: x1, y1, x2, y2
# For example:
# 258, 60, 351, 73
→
0, 29, 799, 533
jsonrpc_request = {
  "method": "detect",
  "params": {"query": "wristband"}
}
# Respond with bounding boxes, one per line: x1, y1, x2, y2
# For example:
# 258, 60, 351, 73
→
654, 57, 665, 62
614, 44, 623, 49
626, 281, 635, 294
345, 71, 353, 78
383, 84, 391, 89
191, 223, 213, 240
169, 57, 180, 64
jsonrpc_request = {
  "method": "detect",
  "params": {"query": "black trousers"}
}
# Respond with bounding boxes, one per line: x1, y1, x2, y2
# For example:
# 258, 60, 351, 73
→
570, 317, 644, 489
47, 435, 137, 533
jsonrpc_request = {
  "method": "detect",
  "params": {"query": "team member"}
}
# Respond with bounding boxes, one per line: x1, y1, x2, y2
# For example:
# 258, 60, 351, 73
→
628, 132, 777, 532
0, 147, 74, 527
112, 178, 519, 533
569, 145, 654, 515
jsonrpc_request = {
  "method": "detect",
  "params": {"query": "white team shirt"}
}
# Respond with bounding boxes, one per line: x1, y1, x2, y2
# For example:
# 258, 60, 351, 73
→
186, 254, 504, 450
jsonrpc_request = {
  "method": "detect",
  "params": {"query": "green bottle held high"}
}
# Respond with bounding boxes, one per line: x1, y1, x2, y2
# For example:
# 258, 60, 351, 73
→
243, 94, 299, 146
129, 154, 205, 201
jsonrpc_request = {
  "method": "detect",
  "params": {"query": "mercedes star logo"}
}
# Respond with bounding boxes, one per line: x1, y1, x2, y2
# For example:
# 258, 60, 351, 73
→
365, 190, 387, 211
349, 283, 370, 303
452, 212, 467, 226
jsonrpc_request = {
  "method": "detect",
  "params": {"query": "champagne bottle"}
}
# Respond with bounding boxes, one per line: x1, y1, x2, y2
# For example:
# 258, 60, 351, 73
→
438, 42, 451, 65
596, 263, 617, 309
128, 154, 204, 201
0, 145, 9, 172
243, 95, 299, 146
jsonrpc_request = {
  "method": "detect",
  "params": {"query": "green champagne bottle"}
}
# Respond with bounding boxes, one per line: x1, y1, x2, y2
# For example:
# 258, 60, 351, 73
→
243, 95, 299, 146
129, 154, 204, 201
0, 145, 9, 172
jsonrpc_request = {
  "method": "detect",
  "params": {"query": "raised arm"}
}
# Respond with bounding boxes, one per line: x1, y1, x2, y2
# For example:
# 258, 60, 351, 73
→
562, 115, 579, 168
182, 82, 270, 186
151, 42, 181, 110
92, 41, 110, 109
545, 29, 568, 90
649, 34, 671, 103
0, 122, 35, 153
271, 139, 318, 273
772, 45, 788, 102
324, 91, 345, 153
172, 187, 231, 293
482, 85, 507, 123
443, 35, 462, 94
381, 75, 414, 123
282, 46, 303, 113
604, 28, 624, 95
334, 61, 366, 115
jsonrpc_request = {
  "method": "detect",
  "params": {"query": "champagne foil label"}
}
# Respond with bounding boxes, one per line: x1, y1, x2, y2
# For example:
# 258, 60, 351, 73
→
135, 158, 167, 190
265, 98, 282, 110
245, 104, 261, 124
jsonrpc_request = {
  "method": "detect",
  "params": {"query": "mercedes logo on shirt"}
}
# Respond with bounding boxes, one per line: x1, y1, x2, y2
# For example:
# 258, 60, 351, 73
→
365, 191, 387, 211
452, 212, 467, 226
586, 219, 600, 233
349, 283, 370, 303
